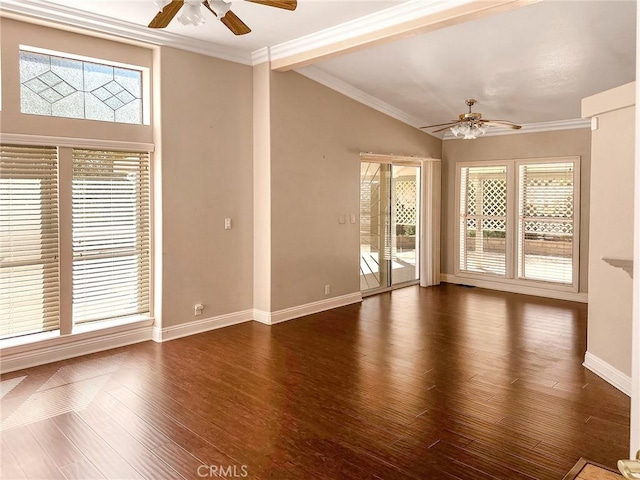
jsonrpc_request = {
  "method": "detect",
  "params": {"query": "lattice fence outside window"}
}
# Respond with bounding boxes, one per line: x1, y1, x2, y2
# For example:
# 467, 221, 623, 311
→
395, 179, 417, 226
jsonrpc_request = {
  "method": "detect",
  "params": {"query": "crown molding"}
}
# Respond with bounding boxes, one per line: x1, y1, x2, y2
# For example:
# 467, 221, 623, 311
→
251, 47, 270, 66
270, 0, 474, 64
296, 65, 426, 131
441, 118, 592, 140
296, 65, 590, 140
0, 0, 252, 65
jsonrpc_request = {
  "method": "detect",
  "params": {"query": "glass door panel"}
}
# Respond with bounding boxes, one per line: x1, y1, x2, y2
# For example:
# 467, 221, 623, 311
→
391, 165, 420, 285
360, 162, 390, 291
360, 161, 420, 293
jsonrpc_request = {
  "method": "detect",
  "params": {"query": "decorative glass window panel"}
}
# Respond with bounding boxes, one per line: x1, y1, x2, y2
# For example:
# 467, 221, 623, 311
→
20, 50, 143, 125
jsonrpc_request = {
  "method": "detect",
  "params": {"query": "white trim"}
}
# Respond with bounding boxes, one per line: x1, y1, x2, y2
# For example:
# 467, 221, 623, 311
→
251, 47, 270, 66
442, 119, 591, 140
584, 351, 632, 396
633, 3, 640, 456
0, 133, 155, 152
270, 0, 475, 63
441, 273, 588, 303
152, 309, 253, 343
252, 293, 363, 326
0, 319, 153, 374
296, 65, 426, 131
0, 0, 251, 65
359, 153, 440, 164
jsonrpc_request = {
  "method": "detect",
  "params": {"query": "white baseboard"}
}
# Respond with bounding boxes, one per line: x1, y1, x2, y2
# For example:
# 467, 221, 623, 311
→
0, 320, 153, 374
0, 295, 362, 373
441, 274, 588, 303
253, 292, 363, 325
583, 351, 631, 396
152, 309, 254, 343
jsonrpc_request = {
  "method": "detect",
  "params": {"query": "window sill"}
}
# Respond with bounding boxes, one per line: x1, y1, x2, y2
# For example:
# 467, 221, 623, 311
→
0, 316, 154, 373
442, 273, 587, 303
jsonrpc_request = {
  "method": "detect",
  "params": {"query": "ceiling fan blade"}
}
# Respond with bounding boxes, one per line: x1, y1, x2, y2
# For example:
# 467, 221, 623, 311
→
433, 124, 459, 133
419, 121, 458, 129
482, 120, 522, 129
202, 3, 251, 35
245, 0, 297, 10
221, 11, 252, 35
149, 0, 184, 28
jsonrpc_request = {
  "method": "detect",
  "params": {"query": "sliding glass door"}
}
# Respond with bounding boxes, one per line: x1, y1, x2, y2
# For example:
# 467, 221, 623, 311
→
360, 161, 421, 293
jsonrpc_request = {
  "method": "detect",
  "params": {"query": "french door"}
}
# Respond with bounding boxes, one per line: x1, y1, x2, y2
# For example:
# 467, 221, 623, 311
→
360, 161, 421, 293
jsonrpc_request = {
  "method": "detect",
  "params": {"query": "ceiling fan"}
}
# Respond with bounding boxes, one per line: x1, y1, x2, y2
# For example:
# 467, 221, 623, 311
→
149, 0, 297, 36
420, 99, 522, 139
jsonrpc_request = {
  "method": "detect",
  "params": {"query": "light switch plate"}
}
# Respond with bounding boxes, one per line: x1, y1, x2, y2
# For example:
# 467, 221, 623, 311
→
224, 218, 232, 230
339, 214, 346, 224
350, 214, 356, 224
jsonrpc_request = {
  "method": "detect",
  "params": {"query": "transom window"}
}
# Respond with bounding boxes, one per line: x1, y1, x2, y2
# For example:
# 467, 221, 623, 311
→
19, 48, 143, 125
457, 157, 580, 291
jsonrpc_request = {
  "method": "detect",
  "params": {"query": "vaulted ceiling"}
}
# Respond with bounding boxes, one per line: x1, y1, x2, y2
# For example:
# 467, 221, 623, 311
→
2, 0, 636, 137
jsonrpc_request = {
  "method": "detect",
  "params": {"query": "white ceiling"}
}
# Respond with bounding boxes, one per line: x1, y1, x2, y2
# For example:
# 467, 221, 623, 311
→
299, 0, 637, 130
1, 0, 637, 135
16, 0, 407, 55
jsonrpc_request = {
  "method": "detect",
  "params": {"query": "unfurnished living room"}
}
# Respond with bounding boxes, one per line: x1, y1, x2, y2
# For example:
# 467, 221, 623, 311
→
0, 0, 638, 479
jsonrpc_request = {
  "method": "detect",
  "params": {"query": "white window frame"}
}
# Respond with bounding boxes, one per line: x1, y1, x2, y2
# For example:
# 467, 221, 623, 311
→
0, 133, 155, 348
454, 156, 580, 293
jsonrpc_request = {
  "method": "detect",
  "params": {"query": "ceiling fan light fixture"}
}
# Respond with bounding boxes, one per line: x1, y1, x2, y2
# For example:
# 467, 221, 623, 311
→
208, 0, 232, 18
451, 122, 486, 140
420, 98, 520, 140
177, 0, 206, 25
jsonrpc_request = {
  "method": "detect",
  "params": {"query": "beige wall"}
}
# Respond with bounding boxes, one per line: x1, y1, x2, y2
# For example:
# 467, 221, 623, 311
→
583, 83, 635, 376
0, 21, 254, 329
441, 129, 592, 293
158, 47, 253, 327
268, 70, 441, 311
0, 18, 152, 144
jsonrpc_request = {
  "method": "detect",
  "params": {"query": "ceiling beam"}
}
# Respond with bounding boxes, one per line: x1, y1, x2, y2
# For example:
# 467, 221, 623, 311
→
270, 0, 541, 71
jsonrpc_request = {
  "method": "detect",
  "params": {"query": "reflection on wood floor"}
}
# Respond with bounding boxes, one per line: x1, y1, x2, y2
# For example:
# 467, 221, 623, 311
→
0, 283, 630, 479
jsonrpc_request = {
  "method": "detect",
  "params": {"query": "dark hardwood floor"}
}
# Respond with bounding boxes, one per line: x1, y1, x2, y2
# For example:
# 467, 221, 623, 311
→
0, 284, 630, 479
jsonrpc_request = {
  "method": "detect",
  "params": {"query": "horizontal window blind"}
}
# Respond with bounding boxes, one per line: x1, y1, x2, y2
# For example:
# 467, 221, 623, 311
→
518, 162, 575, 284
0, 145, 60, 338
459, 165, 507, 276
72, 149, 150, 324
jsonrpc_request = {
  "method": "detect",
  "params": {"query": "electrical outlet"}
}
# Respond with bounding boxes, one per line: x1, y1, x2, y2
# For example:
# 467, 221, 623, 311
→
194, 303, 204, 316
324, 285, 330, 295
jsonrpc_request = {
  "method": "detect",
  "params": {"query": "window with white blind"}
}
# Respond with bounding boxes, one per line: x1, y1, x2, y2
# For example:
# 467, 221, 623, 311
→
0, 145, 60, 338
456, 157, 580, 290
0, 144, 150, 340
459, 165, 508, 276
72, 149, 150, 324
517, 161, 576, 285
